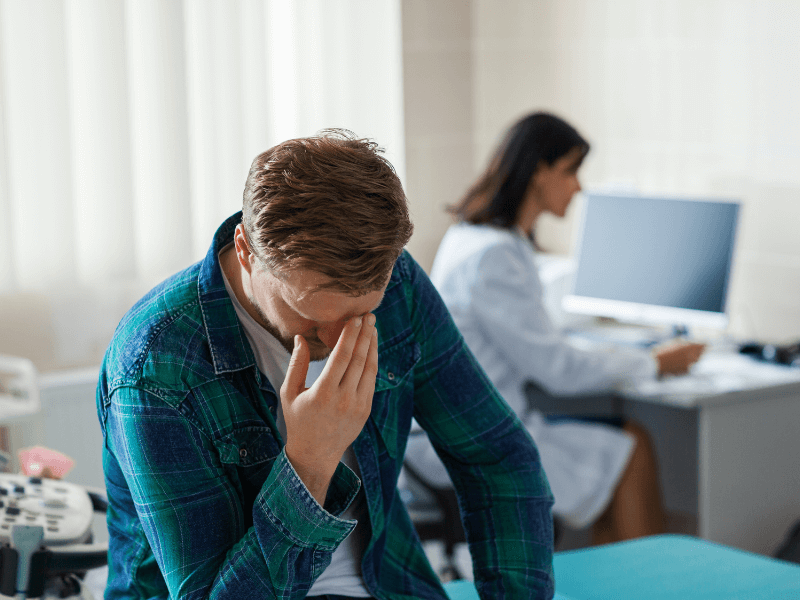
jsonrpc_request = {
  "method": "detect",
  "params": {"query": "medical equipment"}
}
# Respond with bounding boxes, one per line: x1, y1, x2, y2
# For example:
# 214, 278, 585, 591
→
0, 473, 107, 599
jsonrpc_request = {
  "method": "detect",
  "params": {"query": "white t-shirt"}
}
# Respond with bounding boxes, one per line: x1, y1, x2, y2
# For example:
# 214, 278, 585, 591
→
220, 247, 371, 597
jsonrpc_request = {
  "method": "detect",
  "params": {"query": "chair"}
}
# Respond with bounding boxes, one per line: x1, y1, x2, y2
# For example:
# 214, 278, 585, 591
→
523, 380, 623, 419
400, 433, 466, 580
400, 383, 602, 575
400, 461, 568, 579
400, 381, 627, 571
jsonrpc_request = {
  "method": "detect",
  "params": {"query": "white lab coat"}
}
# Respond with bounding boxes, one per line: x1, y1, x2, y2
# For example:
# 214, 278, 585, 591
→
406, 223, 659, 528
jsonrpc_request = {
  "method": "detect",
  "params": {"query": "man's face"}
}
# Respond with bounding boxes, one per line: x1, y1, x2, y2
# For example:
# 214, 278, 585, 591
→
235, 227, 386, 361
247, 267, 385, 361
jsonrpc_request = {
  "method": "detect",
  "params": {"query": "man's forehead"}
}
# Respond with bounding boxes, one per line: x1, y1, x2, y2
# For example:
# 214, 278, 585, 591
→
279, 268, 387, 316
283, 268, 335, 295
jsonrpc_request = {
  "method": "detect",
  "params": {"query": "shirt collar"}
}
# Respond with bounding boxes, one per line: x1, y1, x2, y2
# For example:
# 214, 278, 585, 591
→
197, 211, 257, 375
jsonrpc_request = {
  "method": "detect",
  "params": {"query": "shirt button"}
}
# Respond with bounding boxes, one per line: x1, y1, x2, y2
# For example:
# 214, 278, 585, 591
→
387, 372, 395, 381
239, 448, 248, 458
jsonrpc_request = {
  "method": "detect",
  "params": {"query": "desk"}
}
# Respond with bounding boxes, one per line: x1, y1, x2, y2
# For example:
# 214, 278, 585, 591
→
616, 346, 800, 555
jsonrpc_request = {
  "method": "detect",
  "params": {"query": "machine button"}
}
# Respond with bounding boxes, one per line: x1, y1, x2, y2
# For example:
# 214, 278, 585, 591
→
5, 507, 20, 515
29, 477, 43, 485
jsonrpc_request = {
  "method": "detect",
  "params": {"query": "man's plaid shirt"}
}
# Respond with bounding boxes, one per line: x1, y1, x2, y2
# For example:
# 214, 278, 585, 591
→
97, 212, 554, 599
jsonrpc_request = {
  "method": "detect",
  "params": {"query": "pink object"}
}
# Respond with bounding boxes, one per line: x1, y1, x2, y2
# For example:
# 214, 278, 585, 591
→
17, 446, 75, 479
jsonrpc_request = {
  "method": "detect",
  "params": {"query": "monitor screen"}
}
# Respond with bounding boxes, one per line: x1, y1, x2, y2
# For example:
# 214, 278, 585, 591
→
562, 193, 740, 330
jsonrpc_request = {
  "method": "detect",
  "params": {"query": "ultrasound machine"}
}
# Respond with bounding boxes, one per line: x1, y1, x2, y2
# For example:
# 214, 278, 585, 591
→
0, 357, 107, 599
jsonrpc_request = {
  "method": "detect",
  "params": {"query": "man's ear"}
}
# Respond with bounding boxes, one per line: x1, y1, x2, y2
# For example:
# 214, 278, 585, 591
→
233, 224, 255, 273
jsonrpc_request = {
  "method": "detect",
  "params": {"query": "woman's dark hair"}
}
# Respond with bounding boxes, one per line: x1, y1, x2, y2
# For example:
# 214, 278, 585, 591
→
452, 112, 589, 228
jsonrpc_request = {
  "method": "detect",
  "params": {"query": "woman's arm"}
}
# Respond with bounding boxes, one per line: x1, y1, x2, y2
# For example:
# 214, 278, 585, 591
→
465, 240, 657, 396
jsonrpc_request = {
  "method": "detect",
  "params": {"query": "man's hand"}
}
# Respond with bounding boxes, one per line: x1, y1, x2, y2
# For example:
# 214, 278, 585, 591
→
281, 314, 378, 504
654, 341, 706, 376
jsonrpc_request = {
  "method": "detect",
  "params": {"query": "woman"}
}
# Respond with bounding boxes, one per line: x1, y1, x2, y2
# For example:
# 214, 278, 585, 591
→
422, 112, 704, 543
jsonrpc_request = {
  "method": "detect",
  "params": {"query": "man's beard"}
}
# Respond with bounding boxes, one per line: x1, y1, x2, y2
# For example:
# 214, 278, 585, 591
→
247, 293, 332, 362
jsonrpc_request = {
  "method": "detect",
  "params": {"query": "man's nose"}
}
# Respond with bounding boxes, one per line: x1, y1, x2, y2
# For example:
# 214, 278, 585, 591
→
317, 321, 347, 349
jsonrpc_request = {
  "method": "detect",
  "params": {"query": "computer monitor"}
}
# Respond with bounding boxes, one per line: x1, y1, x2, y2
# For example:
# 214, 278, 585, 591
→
562, 192, 740, 331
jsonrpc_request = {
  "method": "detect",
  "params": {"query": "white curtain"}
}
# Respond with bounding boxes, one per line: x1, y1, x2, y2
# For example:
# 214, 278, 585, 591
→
0, 0, 404, 371
0, 0, 405, 293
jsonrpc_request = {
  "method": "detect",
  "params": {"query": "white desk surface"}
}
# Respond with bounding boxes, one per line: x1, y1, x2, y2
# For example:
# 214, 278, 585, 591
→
567, 322, 800, 409
622, 349, 800, 408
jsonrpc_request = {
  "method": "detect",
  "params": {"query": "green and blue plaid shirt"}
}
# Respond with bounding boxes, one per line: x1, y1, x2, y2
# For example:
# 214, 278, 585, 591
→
97, 212, 554, 599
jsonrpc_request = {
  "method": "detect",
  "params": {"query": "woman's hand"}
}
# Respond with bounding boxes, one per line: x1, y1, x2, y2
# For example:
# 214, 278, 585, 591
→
654, 341, 706, 376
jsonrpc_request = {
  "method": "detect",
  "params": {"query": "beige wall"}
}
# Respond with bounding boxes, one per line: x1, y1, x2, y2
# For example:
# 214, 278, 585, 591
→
401, 0, 476, 274
403, 0, 800, 343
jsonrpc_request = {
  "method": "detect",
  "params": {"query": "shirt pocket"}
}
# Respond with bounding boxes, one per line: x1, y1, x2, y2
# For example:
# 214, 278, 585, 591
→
213, 425, 280, 515
371, 338, 420, 460
214, 425, 280, 535
213, 425, 280, 467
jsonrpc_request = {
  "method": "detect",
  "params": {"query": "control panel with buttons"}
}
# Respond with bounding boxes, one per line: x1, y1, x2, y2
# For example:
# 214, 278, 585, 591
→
0, 473, 94, 546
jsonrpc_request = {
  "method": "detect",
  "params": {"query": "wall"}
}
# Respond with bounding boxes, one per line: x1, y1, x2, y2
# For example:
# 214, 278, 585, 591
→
402, 0, 800, 344
474, 0, 800, 344
401, 0, 475, 274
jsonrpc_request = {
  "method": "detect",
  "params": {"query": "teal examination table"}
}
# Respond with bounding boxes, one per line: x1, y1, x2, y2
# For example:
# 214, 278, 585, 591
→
443, 534, 800, 600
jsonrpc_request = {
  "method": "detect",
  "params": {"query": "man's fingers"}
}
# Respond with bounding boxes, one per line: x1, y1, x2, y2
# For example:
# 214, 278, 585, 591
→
321, 315, 363, 385
281, 335, 310, 404
341, 314, 376, 391
356, 327, 379, 399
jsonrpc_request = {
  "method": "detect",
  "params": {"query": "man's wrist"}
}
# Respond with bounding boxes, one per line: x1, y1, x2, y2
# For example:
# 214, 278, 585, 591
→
284, 444, 340, 504
256, 451, 358, 552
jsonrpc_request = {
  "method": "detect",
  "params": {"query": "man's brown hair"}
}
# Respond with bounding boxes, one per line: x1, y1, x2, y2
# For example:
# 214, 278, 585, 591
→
241, 129, 413, 294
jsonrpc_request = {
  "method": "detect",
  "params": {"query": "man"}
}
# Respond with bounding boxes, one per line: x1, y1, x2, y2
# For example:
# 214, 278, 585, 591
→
97, 130, 554, 599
